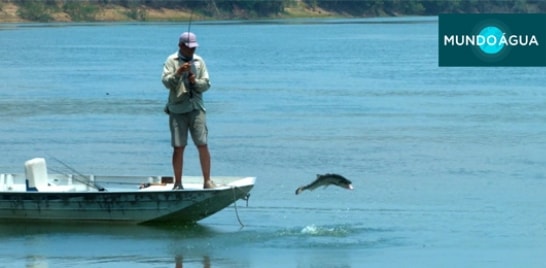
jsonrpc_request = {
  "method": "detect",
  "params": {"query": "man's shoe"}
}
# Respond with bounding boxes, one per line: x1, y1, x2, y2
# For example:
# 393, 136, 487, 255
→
203, 181, 216, 189
172, 183, 183, 190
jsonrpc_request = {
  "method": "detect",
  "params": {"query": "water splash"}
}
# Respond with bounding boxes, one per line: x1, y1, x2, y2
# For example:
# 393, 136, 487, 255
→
300, 224, 350, 237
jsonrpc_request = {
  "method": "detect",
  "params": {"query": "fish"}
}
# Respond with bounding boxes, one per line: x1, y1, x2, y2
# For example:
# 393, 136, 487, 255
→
295, 173, 353, 195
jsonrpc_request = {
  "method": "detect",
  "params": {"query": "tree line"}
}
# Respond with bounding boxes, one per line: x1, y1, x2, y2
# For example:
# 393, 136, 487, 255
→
9, 0, 546, 22
306, 0, 546, 16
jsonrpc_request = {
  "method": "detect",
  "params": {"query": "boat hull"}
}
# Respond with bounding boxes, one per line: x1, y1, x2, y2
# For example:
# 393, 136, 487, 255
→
0, 175, 255, 224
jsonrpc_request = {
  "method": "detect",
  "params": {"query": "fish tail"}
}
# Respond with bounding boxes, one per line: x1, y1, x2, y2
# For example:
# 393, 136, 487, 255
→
295, 186, 304, 195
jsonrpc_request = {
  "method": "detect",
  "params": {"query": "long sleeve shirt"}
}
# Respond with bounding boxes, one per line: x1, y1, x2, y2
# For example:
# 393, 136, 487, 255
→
161, 52, 210, 114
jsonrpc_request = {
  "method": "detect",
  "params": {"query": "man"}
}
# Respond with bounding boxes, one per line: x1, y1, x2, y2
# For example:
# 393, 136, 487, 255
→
161, 32, 214, 190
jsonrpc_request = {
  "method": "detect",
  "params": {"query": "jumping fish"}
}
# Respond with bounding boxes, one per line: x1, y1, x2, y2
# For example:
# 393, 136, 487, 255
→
295, 173, 353, 195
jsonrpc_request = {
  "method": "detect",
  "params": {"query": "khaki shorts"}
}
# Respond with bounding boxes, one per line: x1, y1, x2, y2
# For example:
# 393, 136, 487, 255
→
169, 109, 208, 147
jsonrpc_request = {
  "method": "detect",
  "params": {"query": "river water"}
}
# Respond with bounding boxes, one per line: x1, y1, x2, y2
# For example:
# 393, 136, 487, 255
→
1, 17, 546, 267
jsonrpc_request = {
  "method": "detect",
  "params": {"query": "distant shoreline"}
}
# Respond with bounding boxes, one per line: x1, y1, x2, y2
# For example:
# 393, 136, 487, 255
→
0, 2, 349, 23
3, 1, 540, 24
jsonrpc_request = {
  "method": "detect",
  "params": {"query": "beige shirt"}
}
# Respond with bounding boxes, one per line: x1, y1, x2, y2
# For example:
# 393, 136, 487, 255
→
161, 52, 210, 114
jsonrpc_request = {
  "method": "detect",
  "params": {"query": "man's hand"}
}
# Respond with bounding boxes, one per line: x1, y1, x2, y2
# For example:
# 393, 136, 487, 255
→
176, 62, 192, 76
188, 72, 196, 84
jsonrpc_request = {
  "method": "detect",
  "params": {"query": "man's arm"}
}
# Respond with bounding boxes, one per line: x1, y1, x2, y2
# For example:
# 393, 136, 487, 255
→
161, 56, 180, 90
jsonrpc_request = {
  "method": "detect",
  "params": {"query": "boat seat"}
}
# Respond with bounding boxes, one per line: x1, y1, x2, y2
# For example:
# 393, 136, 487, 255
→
4, 174, 15, 191
25, 158, 49, 191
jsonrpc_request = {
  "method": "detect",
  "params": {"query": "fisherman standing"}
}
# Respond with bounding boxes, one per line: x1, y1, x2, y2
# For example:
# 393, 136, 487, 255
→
161, 32, 215, 190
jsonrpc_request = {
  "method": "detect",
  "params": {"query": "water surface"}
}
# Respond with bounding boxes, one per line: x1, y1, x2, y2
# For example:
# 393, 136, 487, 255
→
1, 17, 546, 267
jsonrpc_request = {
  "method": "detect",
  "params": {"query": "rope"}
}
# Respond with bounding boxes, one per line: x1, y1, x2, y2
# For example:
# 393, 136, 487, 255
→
231, 186, 244, 227
231, 186, 251, 227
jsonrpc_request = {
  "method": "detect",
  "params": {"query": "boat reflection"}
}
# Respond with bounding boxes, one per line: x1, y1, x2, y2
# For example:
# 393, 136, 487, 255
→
23, 254, 215, 268
175, 255, 211, 268
0, 220, 218, 238
6, 222, 238, 267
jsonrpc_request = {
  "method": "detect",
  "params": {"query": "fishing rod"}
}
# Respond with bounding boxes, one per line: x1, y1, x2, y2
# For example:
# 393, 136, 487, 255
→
185, 9, 195, 99
49, 156, 105, 191
175, 9, 194, 63
187, 9, 193, 36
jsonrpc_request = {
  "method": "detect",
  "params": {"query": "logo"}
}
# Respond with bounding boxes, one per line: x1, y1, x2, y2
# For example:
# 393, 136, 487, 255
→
439, 14, 546, 67
477, 26, 505, 54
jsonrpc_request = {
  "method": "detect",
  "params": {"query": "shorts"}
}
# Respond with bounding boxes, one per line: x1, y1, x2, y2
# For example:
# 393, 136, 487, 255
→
169, 109, 208, 147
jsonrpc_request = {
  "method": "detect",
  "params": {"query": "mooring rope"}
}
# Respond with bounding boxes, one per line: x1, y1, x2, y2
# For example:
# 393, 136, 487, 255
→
231, 186, 251, 227
231, 186, 244, 227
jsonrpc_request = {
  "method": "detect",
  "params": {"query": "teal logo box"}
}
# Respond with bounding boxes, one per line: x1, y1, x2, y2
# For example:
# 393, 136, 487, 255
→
439, 14, 546, 67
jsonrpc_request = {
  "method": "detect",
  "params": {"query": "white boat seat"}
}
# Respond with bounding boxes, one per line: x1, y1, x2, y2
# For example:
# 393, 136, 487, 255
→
5, 174, 15, 191
24, 158, 49, 191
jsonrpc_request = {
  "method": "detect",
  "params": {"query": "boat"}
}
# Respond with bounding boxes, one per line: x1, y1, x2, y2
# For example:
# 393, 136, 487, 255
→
0, 158, 255, 224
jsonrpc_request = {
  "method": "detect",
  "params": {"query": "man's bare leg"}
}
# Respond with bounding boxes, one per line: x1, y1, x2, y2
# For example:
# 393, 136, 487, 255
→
197, 144, 214, 188
172, 146, 185, 190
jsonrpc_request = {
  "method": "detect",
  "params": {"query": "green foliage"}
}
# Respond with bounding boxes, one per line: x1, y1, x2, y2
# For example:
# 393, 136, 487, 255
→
121, 1, 147, 21
17, 1, 54, 22
313, 0, 546, 15
11, 0, 546, 22
63, 1, 99, 21
215, 0, 284, 17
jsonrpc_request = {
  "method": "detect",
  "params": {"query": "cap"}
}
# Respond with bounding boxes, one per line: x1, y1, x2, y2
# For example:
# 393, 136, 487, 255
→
179, 32, 199, 48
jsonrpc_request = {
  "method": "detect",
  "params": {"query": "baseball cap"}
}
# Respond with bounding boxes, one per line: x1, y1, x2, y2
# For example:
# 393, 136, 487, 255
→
179, 32, 199, 48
